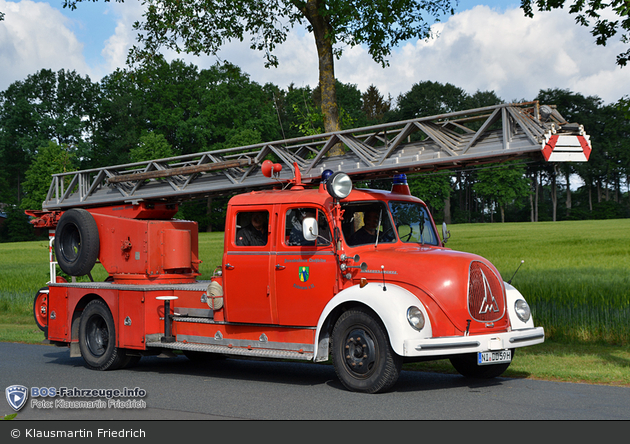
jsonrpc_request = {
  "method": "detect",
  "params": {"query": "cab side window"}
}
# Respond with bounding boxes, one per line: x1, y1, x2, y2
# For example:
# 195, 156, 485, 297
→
235, 211, 269, 247
285, 208, 331, 247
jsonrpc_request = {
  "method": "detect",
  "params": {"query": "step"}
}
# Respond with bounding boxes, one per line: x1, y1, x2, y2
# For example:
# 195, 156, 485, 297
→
145, 340, 314, 361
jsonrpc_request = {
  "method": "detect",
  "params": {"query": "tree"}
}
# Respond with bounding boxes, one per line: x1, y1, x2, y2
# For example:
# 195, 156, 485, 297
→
408, 172, 452, 223
521, 0, 630, 66
361, 84, 391, 125
474, 162, 530, 223
130, 132, 175, 163
20, 141, 76, 211
394, 80, 470, 120
64, 0, 455, 150
0, 69, 99, 203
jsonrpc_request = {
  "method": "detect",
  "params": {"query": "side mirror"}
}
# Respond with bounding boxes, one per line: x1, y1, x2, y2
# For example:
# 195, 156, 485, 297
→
303, 217, 318, 241
442, 222, 451, 245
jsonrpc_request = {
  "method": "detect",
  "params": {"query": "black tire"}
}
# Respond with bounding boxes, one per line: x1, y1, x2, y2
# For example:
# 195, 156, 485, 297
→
331, 309, 402, 393
33, 287, 49, 334
54, 209, 99, 277
449, 349, 514, 379
78, 299, 126, 371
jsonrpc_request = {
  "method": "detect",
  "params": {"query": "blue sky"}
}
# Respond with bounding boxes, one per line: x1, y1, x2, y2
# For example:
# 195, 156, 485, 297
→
1, 1, 628, 104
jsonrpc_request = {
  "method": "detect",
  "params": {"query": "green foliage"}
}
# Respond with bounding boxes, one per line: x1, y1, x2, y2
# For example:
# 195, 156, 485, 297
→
21, 141, 76, 211
361, 84, 391, 124
473, 161, 530, 222
0, 206, 37, 242
130, 132, 175, 163
408, 172, 452, 214
0, 68, 98, 200
292, 103, 324, 136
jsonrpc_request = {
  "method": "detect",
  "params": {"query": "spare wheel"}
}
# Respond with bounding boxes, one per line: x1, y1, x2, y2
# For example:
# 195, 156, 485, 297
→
54, 209, 100, 276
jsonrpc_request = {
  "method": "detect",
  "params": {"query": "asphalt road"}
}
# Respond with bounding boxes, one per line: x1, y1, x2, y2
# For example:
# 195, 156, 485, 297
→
2, 342, 630, 421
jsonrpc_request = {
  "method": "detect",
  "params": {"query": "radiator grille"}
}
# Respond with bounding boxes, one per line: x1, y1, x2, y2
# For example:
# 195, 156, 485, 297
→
468, 261, 505, 322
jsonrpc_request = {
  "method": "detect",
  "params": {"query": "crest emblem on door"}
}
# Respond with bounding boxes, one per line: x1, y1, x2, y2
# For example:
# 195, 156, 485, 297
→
299, 266, 309, 282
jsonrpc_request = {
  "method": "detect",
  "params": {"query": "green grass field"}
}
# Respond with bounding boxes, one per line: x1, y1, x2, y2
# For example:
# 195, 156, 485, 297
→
445, 219, 630, 344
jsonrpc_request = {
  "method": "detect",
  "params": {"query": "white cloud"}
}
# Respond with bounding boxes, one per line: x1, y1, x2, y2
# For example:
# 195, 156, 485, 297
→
1, 2, 628, 106
100, 1, 144, 72
330, 5, 630, 104
0, 0, 91, 89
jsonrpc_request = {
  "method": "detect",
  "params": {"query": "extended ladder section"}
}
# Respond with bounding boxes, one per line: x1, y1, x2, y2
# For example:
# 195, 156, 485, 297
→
41, 101, 591, 211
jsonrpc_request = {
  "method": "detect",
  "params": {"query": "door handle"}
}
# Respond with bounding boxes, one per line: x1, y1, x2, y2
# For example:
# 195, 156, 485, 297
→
225, 263, 235, 270
275, 264, 285, 270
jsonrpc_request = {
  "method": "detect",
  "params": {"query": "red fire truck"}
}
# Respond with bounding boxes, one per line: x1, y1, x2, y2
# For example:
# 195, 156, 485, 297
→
28, 102, 591, 393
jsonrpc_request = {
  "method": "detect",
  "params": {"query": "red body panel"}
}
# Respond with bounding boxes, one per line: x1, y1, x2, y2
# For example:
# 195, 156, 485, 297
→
90, 212, 200, 283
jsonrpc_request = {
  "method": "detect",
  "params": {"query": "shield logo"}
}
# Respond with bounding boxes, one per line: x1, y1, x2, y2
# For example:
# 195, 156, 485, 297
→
299, 266, 309, 282
478, 269, 499, 314
6, 385, 28, 411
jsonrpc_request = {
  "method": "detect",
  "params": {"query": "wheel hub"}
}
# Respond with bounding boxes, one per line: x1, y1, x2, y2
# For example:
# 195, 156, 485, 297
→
86, 317, 109, 357
344, 328, 376, 375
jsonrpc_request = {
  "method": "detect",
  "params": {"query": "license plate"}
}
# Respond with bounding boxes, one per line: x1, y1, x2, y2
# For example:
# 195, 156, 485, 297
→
478, 350, 511, 365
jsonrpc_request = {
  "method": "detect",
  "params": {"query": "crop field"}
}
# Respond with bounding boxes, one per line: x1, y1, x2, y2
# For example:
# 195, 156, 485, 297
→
1, 219, 629, 344
446, 219, 630, 344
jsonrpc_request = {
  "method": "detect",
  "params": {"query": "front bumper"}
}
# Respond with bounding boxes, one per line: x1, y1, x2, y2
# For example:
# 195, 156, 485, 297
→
402, 327, 544, 357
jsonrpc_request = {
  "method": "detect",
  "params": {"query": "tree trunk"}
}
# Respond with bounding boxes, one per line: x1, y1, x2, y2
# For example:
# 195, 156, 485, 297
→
206, 197, 213, 233
300, 0, 341, 154
443, 195, 451, 224
565, 170, 571, 218
535, 171, 540, 222
551, 166, 558, 222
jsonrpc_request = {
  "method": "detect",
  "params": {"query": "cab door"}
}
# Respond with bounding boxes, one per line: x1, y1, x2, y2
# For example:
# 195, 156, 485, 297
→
273, 206, 337, 326
223, 207, 275, 324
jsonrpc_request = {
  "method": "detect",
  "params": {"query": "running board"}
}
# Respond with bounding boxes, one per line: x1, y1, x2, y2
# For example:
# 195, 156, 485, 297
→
145, 340, 314, 361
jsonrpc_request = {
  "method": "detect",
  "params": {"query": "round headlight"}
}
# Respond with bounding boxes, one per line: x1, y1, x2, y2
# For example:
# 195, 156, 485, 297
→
326, 171, 352, 200
514, 299, 531, 323
407, 306, 425, 331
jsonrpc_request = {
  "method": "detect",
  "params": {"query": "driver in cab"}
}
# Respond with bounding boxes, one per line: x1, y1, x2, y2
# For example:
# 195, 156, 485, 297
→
348, 209, 381, 245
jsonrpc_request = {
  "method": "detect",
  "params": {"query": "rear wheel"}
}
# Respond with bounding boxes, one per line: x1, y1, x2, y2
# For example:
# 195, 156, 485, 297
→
449, 349, 514, 379
79, 299, 126, 370
331, 309, 402, 393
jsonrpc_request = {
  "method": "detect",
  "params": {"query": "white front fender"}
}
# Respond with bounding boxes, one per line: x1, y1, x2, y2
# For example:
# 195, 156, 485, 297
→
504, 282, 536, 330
313, 282, 432, 360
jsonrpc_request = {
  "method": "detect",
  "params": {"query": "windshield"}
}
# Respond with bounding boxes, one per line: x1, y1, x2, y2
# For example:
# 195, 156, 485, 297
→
389, 201, 439, 246
341, 202, 396, 246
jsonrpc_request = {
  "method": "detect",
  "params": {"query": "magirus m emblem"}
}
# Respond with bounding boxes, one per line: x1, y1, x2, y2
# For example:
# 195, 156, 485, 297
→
478, 269, 499, 314
6, 385, 28, 411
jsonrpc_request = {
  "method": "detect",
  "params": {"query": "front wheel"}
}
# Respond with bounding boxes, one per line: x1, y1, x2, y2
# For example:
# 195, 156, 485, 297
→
449, 349, 514, 379
331, 309, 402, 393
78, 299, 126, 370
